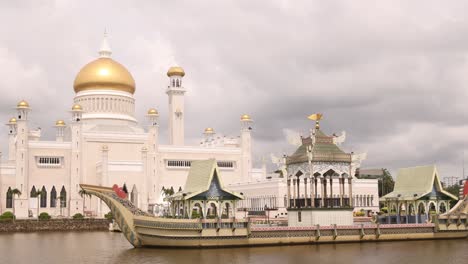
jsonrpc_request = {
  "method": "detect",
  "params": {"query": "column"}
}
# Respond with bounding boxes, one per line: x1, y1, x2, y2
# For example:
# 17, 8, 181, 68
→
292, 179, 296, 208
321, 177, 326, 207
348, 177, 353, 207
296, 177, 300, 207
329, 177, 333, 207
310, 177, 315, 208
304, 178, 308, 207
287, 179, 291, 208
339, 178, 343, 207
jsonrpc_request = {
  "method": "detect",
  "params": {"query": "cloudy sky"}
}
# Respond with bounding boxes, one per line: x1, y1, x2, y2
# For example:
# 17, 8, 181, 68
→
1, 0, 468, 180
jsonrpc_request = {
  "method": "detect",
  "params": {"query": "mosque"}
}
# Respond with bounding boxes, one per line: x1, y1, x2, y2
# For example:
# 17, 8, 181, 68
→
0, 35, 379, 219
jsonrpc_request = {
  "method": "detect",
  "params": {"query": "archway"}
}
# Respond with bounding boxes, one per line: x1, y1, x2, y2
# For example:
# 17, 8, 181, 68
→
418, 202, 426, 223
208, 203, 217, 218
439, 202, 447, 214
192, 203, 203, 218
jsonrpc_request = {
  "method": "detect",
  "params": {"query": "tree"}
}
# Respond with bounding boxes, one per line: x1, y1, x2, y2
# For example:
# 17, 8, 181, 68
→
79, 189, 91, 215
10, 188, 21, 220
444, 184, 460, 207
380, 169, 395, 197
31, 189, 45, 221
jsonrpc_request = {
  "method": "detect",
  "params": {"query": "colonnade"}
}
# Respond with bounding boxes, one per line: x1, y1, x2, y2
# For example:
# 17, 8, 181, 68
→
287, 173, 353, 209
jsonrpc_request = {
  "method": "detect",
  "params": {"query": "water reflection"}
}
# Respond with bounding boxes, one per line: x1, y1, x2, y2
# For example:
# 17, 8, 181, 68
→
0, 232, 466, 264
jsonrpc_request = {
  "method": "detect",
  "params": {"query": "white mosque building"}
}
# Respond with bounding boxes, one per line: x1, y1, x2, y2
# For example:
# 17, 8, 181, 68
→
0, 35, 379, 219
0, 35, 257, 218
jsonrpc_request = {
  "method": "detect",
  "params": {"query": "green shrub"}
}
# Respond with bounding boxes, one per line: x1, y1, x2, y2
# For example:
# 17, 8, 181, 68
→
380, 207, 388, 213
38, 212, 51, 221
354, 211, 366, 217
191, 211, 201, 219
104, 212, 113, 220
0, 211, 15, 220
72, 213, 84, 219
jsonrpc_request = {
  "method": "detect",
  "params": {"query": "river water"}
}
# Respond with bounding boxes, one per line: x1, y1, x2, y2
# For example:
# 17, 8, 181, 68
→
0, 232, 466, 264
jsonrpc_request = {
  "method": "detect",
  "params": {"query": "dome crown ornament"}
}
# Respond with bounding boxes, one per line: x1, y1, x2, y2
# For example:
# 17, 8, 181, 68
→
147, 108, 159, 115
17, 100, 30, 108
9, 117, 17, 124
55, 120, 66, 126
73, 33, 135, 94
204, 127, 215, 133
71, 104, 83, 111
240, 114, 252, 121
167, 66, 185, 77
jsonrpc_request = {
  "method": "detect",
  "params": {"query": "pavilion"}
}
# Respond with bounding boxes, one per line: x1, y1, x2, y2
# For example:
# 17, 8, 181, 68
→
381, 165, 458, 224
166, 159, 243, 219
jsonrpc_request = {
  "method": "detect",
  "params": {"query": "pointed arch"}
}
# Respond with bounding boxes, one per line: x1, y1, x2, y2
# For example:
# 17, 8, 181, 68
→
40, 186, 47, 208
6, 187, 13, 208
60, 186, 67, 207
50, 186, 57, 208
30, 186, 37, 197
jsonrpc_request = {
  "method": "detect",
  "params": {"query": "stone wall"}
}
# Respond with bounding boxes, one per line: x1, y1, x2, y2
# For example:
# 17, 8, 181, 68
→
0, 219, 110, 232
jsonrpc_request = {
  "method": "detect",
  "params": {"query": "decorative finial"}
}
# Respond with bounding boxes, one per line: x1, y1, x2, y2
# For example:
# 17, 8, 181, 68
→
99, 30, 112, 58
307, 113, 323, 130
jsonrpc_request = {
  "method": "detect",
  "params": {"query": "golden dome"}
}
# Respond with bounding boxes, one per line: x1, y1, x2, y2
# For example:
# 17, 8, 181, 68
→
204, 127, 215, 133
147, 108, 159, 115
9, 117, 17, 124
71, 104, 83, 111
73, 58, 135, 94
167, 66, 185, 77
17, 100, 29, 108
55, 120, 66, 126
240, 114, 252, 121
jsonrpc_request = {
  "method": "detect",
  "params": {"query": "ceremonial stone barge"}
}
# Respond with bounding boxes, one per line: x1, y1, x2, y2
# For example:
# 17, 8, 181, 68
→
80, 183, 468, 248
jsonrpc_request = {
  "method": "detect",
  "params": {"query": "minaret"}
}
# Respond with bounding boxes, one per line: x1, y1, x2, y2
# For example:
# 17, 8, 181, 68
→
69, 104, 83, 216
54, 120, 66, 142
6, 118, 17, 161
240, 114, 253, 182
203, 128, 215, 146
14, 100, 31, 218
146, 108, 159, 206
166, 66, 186, 145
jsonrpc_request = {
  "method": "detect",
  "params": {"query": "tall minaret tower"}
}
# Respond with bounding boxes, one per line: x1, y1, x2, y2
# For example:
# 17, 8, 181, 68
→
146, 108, 160, 206
69, 103, 83, 216
6, 117, 17, 161
166, 66, 186, 145
14, 100, 31, 218
240, 114, 253, 182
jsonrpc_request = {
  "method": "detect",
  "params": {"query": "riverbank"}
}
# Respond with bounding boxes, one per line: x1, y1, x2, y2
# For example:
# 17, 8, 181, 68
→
0, 219, 110, 232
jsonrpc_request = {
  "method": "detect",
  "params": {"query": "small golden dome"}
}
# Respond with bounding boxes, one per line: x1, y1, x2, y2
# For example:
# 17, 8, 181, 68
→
147, 108, 159, 115
204, 127, 215, 133
240, 114, 252, 121
55, 120, 66, 126
167, 66, 185, 77
17, 100, 29, 108
71, 104, 83, 111
9, 117, 17, 124
74, 58, 135, 94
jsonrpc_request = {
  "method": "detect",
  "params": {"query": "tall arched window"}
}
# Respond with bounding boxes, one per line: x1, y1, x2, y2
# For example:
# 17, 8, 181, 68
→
60, 186, 67, 208
30, 186, 37, 197
6, 187, 13, 208
50, 186, 57, 208
40, 186, 47, 208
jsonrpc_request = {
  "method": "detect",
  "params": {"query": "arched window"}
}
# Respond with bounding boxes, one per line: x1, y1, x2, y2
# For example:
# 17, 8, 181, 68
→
176, 79, 180, 87
60, 186, 67, 208
40, 186, 47, 208
172, 79, 175, 87
50, 186, 57, 208
6, 187, 13, 208
30, 186, 37, 197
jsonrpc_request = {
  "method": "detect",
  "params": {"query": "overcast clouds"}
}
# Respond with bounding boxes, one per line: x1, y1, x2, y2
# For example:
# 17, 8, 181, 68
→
1, 0, 468, 180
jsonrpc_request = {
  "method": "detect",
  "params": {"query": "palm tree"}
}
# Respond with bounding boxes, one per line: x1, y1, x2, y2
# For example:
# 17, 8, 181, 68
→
31, 190, 43, 221
78, 189, 91, 215
10, 188, 21, 220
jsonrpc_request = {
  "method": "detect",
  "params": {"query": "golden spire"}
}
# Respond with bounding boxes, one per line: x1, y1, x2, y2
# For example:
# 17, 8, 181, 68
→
307, 113, 323, 129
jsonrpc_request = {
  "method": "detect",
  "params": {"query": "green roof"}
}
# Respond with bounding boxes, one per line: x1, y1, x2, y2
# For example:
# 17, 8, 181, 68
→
382, 165, 458, 201
286, 129, 351, 165
168, 159, 243, 201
